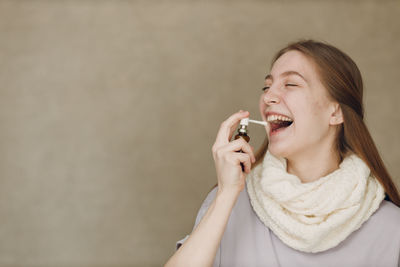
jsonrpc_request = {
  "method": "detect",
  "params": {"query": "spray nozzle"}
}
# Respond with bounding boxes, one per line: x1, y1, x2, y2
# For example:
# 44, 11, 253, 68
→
240, 118, 267, 126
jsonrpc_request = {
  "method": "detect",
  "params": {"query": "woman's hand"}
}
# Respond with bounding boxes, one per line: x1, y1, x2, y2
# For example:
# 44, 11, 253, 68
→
212, 110, 256, 195
164, 110, 255, 267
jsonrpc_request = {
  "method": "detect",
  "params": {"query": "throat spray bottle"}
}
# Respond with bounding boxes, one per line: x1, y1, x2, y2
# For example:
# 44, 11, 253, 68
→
234, 117, 267, 171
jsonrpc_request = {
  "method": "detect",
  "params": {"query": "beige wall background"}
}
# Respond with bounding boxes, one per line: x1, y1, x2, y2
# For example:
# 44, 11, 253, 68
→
0, 0, 399, 266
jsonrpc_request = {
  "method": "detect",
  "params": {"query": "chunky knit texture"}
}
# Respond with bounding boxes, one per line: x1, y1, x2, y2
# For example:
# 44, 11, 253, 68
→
246, 150, 385, 253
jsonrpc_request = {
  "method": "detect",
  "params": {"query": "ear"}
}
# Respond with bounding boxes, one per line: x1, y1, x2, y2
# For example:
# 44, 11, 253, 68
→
329, 103, 344, 125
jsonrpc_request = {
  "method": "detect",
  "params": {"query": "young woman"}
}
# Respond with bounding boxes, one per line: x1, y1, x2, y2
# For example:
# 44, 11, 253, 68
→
165, 40, 400, 267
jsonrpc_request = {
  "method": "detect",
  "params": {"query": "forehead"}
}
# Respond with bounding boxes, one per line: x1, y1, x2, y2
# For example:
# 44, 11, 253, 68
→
269, 50, 318, 82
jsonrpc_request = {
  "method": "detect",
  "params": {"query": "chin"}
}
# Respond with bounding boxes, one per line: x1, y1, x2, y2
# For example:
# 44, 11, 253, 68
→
267, 142, 291, 159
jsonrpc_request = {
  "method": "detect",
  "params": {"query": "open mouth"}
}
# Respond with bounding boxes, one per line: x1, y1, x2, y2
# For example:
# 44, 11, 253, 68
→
266, 114, 294, 134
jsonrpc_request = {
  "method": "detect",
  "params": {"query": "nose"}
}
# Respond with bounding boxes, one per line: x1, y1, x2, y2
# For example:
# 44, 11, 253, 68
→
263, 88, 280, 105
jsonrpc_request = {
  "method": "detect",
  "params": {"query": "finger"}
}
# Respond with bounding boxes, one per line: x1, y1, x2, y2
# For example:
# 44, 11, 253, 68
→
235, 137, 256, 163
224, 151, 251, 173
218, 138, 256, 163
215, 110, 250, 145
235, 153, 252, 173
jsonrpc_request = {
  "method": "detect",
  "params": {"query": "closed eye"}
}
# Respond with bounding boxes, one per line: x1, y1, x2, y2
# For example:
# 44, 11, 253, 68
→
263, 84, 297, 91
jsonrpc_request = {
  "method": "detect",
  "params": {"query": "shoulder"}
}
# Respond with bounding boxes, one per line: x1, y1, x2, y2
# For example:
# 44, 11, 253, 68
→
368, 200, 400, 236
203, 187, 218, 208
193, 185, 254, 228
193, 187, 218, 226
355, 200, 400, 258
373, 200, 400, 224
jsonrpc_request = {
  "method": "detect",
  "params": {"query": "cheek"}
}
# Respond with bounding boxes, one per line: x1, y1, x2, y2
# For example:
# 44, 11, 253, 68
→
312, 97, 334, 127
259, 95, 267, 119
300, 99, 331, 135
298, 89, 325, 114
293, 96, 327, 129
312, 97, 329, 116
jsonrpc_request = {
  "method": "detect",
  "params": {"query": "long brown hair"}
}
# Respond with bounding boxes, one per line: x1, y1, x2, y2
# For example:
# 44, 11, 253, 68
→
211, 40, 400, 207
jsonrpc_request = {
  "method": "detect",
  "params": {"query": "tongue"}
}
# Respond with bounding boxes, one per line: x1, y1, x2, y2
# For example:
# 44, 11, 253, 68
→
271, 121, 292, 131
271, 123, 283, 131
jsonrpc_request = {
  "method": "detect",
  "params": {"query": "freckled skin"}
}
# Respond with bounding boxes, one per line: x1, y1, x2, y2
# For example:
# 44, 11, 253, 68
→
260, 51, 340, 160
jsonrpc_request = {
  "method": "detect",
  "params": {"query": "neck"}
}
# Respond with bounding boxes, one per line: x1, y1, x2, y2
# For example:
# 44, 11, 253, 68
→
286, 147, 341, 183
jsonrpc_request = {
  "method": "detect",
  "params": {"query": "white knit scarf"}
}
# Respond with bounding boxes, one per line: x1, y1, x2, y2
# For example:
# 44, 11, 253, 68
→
246, 150, 385, 253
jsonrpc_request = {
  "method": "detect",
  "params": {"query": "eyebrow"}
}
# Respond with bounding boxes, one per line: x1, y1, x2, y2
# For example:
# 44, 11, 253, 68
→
264, 71, 308, 83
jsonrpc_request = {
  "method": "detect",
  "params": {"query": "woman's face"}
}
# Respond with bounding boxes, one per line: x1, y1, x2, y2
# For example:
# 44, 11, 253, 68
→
259, 50, 341, 159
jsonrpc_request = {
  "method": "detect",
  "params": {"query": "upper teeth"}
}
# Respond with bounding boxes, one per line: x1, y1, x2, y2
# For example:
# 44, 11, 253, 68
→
267, 114, 293, 122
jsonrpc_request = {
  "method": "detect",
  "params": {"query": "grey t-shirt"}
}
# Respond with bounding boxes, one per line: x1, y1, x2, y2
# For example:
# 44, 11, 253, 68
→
176, 185, 400, 267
